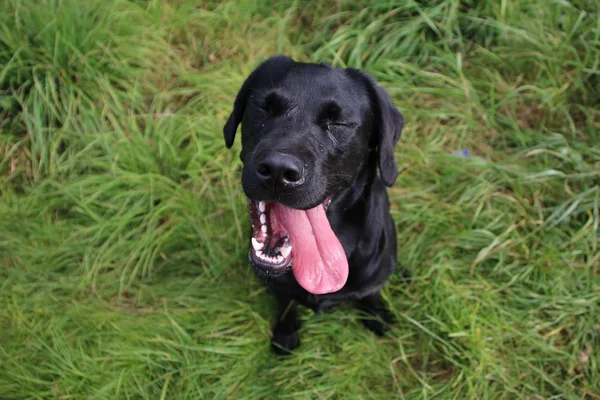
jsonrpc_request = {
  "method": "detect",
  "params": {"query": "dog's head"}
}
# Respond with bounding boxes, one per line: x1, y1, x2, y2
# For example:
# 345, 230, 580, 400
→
223, 56, 403, 295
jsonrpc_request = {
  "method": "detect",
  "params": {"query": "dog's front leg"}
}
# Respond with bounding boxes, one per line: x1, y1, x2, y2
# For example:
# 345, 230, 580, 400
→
271, 296, 301, 354
356, 291, 393, 336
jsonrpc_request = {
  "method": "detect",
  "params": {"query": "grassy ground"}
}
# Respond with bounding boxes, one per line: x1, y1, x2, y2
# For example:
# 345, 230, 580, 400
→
1, 0, 599, 398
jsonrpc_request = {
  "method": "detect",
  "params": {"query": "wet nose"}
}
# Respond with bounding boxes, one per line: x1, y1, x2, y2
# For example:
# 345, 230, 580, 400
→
255, 152, 305, 187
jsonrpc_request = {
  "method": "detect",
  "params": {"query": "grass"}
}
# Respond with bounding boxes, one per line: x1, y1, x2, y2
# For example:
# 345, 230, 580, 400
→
0, 0, 599, 398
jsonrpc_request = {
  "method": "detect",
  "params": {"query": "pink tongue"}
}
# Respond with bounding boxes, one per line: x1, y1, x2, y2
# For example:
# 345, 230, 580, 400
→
273, 203, 348, 294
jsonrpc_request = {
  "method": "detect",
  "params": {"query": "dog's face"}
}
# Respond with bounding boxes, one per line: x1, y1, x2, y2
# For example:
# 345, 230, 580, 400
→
223, 56, 403, 295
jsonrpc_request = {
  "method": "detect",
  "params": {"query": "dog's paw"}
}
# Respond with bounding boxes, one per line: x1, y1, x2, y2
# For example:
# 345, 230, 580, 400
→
399, 267, 412, 283
361, 317, 387, 336
271, 330, 300, 354
360, 308, 393, 336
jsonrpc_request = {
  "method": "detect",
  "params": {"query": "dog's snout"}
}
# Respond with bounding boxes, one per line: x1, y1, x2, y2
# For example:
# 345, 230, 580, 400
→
256, 152, 305, 187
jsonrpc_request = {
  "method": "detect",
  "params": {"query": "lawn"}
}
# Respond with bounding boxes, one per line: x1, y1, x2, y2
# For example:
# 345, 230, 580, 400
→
1, 0, 599, 398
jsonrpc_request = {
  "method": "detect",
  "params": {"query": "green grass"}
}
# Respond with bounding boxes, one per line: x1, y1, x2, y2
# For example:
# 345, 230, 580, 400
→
1, 0, 599, 398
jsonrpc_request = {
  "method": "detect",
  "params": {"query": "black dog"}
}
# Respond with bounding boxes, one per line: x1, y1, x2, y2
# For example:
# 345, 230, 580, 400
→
223, 56, 404, 353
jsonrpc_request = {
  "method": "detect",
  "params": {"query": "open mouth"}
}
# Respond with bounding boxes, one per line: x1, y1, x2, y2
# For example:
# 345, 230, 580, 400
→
246, 196, 349, 295
247, 198, 332, 272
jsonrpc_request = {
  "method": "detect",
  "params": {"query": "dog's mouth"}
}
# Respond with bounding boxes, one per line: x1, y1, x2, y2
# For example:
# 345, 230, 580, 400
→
247, 197, 349, 295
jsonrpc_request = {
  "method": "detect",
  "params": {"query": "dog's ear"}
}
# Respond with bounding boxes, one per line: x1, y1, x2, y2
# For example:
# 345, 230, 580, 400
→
347, 69, 404, 187
372, 81, 404, 187
223, 55, 295, 148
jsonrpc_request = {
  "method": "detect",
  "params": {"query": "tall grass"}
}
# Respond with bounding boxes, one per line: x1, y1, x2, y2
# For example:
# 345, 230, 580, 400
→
1, 0, 599, 398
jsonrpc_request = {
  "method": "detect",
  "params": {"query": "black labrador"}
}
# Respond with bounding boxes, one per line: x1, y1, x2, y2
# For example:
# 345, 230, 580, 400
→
223, 56, 404, 353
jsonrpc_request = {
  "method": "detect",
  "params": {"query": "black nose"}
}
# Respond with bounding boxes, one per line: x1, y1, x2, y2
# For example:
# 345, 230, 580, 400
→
256, 152, 305, 187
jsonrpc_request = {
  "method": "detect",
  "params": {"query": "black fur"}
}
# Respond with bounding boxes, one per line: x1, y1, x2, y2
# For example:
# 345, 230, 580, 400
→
223, 56, 405, 352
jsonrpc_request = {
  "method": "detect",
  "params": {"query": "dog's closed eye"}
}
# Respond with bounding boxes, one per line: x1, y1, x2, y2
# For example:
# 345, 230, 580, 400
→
257, 92, 288, 117
318, 101, 356, 130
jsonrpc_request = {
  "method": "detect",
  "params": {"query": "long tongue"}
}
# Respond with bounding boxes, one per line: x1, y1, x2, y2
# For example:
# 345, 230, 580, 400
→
273, 203, 348, 294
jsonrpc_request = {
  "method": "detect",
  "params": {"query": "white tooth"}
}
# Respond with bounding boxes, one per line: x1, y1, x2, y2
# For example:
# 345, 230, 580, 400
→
259, 214, 266, 224
256, 250, 263, 257
280, 245, 292, 258
252, 238, 264, 251
259, 201, 265, 212
261, 225, 267, 234
276, 255, 284, 263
